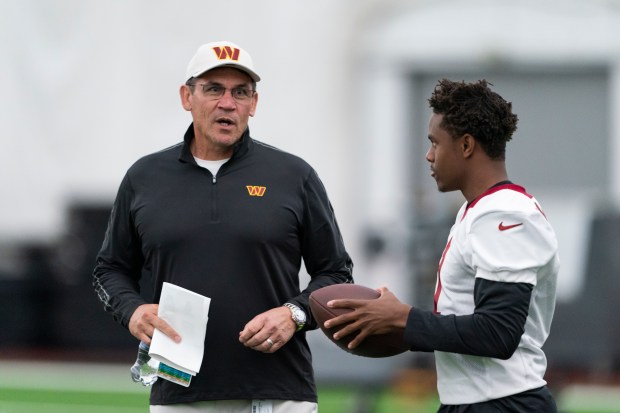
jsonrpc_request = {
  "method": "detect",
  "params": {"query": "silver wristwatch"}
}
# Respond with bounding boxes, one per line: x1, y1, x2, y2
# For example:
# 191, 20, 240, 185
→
283, 303, 306, 332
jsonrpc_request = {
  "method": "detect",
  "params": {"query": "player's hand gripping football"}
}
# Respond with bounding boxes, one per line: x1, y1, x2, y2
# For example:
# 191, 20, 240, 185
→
239, 306, 296, 353
324, 286, 412, 350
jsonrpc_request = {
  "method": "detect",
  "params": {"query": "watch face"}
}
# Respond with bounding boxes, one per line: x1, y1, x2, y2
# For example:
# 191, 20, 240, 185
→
294, 308, 306, 323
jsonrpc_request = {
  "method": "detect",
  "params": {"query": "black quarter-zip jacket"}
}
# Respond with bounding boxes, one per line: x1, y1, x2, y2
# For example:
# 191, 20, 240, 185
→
93, 125, 353, 404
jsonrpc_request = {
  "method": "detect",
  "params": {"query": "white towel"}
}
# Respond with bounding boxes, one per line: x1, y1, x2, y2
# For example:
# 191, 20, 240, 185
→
149, 282, 211, 376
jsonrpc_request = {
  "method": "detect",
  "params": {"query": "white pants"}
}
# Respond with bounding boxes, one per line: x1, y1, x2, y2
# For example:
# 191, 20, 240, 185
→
150, 400, 318, 413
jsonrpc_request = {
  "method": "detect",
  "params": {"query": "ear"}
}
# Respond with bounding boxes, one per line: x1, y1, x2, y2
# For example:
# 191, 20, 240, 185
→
249, 91, 259, 117
180, 84, 193, 111
461, 134, 475, 158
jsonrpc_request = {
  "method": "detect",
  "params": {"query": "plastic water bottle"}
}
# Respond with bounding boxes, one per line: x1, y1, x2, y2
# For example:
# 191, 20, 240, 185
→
130, 341, 159, 386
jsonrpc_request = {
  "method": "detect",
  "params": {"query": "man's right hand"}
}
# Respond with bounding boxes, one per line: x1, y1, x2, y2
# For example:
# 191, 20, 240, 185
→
128, 303, 181, 345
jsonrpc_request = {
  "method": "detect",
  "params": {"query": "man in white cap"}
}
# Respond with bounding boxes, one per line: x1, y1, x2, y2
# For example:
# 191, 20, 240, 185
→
94, 41, 353, 412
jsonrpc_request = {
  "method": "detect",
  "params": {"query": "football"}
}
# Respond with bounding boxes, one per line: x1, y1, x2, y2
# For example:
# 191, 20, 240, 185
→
309, 284, 409, 358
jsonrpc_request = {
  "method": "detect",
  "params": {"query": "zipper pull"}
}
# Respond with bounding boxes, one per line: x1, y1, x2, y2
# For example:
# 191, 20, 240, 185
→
212, 175, 217, 184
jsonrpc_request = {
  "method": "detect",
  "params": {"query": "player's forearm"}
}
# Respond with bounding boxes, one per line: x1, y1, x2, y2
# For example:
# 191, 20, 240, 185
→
404, 279, 532, 359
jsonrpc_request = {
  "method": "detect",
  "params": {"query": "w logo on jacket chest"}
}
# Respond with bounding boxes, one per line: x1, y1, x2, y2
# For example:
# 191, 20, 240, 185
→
246, 186, 266, 197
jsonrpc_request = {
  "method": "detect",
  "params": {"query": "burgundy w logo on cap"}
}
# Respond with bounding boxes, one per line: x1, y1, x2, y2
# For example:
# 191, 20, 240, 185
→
212, 46, 240, 61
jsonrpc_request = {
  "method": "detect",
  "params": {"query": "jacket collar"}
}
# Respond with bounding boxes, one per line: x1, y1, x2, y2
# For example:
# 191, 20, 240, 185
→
179, 123, 252, 164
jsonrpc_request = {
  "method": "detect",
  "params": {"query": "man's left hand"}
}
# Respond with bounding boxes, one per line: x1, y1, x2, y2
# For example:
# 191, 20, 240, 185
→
239, 307, 296, 353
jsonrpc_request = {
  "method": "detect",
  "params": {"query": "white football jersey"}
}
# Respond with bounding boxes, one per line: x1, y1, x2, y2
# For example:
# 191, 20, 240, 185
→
434, 183, 559, 404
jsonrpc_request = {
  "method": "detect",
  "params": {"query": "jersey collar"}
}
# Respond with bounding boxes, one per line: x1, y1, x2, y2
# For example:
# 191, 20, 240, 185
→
464, 181, 529, 216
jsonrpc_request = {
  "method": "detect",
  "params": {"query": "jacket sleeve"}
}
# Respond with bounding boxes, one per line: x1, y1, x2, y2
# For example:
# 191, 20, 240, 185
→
92, 173, 147, 328
289, 168, 354, 330
404, 278, 532, 359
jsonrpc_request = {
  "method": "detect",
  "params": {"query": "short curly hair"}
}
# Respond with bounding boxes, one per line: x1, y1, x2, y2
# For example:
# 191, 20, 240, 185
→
428, 79, 518, 160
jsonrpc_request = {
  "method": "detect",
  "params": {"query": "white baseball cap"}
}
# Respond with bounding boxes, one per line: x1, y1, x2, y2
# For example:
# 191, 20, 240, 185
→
185, 41, 260, 83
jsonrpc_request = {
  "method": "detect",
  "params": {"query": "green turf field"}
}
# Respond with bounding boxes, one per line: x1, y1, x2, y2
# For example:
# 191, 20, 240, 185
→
0, 360, 440, 413
1, 361, 619, 412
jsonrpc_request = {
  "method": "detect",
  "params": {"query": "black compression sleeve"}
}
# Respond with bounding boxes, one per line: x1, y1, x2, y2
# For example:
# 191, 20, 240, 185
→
404, 278, 533, 359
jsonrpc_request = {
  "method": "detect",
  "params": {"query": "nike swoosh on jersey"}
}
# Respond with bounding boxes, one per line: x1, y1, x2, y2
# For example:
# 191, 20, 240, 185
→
498, 222, 523, 231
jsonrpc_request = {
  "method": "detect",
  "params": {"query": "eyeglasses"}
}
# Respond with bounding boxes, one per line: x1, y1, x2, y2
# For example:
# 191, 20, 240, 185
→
191, 83, 256, 102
